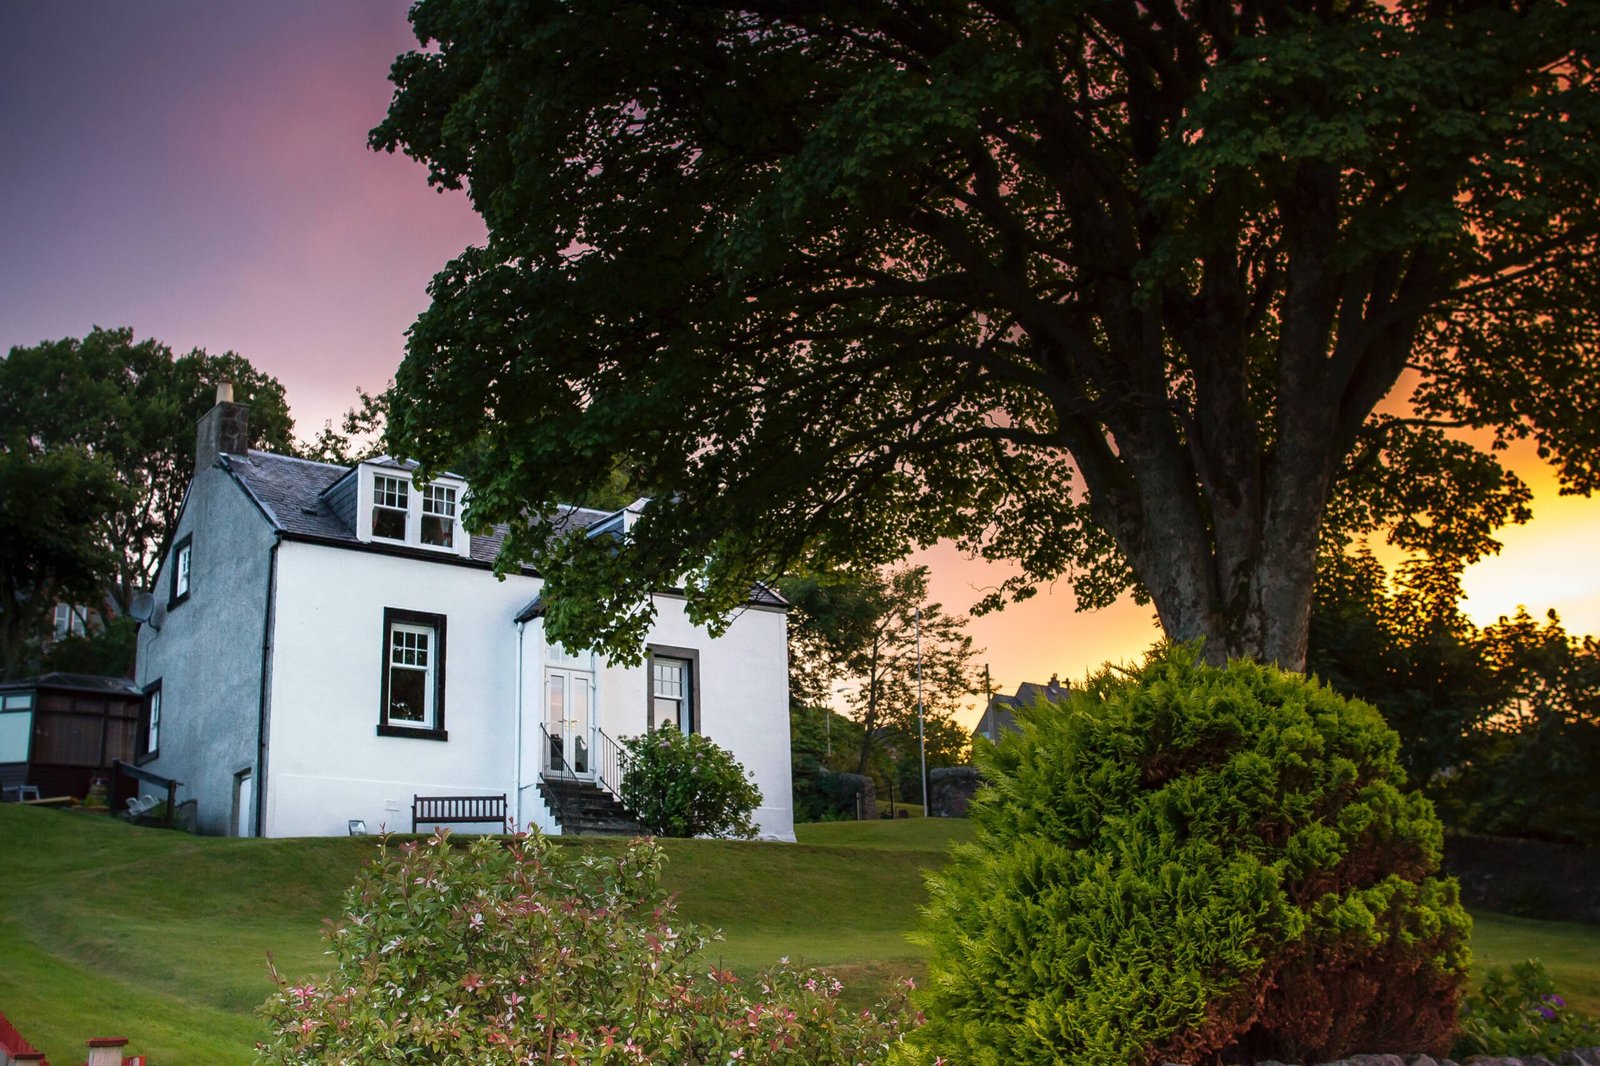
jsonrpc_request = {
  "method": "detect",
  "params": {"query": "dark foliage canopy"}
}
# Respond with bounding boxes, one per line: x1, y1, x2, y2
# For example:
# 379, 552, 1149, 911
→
1309, 551, 1600, 844
374, 0, 1600, 667
0, 328, 295, 677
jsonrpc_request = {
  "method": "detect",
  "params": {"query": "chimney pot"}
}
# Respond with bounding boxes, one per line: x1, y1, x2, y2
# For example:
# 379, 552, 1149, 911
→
217, 380, 234, 403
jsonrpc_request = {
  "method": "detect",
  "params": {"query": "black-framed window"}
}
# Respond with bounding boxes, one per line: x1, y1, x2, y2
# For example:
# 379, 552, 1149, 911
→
647, 646, 698, 734
139, 680, 161, 762
169, 534, 193, 608
378, 608, 448, 740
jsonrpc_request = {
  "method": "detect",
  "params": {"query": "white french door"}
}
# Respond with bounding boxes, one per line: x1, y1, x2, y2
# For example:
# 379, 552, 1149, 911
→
543, 668, 594, 778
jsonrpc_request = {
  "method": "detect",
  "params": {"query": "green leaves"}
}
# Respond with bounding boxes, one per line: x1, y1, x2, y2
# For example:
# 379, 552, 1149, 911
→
911, 646, 1470, 1064
0, 327, 296, 617
619, 727, 762, 839
375, 0, 1600, 667
0, 445, 133, 677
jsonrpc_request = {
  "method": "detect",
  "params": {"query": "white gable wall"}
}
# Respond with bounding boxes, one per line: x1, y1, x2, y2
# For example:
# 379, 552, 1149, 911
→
135, 463, 279, 836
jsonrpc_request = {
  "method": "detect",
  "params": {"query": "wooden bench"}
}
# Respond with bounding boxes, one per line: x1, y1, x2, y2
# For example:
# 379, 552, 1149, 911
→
412, 793, 508, 834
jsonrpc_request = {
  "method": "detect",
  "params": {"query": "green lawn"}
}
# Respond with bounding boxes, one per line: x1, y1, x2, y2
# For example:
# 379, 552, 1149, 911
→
1, 805, 1596, 1065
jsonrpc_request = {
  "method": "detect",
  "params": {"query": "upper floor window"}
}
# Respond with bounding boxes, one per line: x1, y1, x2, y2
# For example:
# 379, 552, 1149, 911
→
421, 484, 457, 548
53, 604, 88, 640
169, 534, 193, 607
372, 475, 409, 541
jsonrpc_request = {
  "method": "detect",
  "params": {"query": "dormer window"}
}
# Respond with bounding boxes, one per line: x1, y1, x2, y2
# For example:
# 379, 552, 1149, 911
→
353, 462, 469, 557
421, 484, 456, 548
372, 475, 409, 541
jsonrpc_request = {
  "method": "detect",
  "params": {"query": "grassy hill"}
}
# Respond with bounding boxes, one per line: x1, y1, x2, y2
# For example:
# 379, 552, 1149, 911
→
0, 805, 1595, 1065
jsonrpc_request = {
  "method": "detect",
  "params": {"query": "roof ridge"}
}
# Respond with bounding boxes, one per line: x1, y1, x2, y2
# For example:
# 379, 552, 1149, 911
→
246, 449, 352, 472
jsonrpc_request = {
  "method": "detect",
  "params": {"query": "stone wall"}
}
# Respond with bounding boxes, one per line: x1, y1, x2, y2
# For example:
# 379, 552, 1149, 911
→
928, 766, 980, 818
832, 772, 876, 821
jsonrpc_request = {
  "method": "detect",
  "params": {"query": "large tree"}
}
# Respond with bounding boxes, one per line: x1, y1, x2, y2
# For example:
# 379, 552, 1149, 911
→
0, 328, 296, 614
373, 0, 1600, 668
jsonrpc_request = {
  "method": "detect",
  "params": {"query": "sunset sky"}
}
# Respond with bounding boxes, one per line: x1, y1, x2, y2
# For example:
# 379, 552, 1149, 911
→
3, 2, 1596, 726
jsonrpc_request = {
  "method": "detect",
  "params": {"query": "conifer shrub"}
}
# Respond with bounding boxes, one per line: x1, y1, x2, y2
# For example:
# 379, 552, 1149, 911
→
259, 830, 918, 1063
620, 725, 763, 838
908, 645, 1471, 1066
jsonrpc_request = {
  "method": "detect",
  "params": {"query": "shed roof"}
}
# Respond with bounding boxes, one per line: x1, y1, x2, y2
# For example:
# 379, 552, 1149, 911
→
0, 672, 141, 697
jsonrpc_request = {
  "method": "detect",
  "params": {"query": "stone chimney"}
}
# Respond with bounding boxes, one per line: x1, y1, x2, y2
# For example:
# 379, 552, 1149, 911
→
195, 381, 251, 472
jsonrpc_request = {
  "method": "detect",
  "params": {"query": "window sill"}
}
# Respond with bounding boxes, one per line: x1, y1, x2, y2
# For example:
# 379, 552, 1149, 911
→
135, 751, 158, 766
365, 534, 462, 555
377, 724, 449, 742
167, 594, 189, 611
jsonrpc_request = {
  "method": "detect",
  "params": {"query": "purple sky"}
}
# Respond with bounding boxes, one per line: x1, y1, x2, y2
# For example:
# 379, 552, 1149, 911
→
4, 3, 1595, 708
1, 1, 483, 434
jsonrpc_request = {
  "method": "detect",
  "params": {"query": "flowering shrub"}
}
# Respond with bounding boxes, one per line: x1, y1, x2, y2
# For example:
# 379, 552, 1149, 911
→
620, 726, 762, 838
1454, 959, 1600, 1058
258, 830, 915, 1064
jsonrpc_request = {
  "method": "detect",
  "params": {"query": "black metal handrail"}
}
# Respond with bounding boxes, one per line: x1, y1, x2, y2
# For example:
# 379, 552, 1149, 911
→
538, 722, 579, 779
536, 722, 576, 825
594, 728, 631, 801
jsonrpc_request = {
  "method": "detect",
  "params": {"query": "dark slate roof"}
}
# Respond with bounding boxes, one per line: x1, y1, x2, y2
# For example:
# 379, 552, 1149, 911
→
0, 672, 141, 696
219, 451, 613, 567
219, 450, 789, 613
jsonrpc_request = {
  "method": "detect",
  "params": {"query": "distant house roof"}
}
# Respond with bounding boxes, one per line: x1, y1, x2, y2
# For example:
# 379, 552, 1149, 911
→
972, 676, 1070, 741
0, 672, 141, 697
218, 450, 613, 568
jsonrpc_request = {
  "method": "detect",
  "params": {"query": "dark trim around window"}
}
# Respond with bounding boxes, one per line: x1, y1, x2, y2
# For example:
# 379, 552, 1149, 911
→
645, 644, 700, 734
138, 679, 162, 764
377, 607, 448, 740
168, 534, 193, 609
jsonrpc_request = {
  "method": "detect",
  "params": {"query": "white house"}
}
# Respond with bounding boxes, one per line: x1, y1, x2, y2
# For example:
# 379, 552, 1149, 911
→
132, 388, 794, 840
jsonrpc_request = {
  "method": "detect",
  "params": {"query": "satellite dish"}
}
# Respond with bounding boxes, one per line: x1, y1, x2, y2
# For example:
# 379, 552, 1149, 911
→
128, 593, 156, 623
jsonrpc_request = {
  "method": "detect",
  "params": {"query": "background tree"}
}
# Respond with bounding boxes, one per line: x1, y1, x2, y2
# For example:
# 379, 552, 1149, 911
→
0, 446, 131, 678
373, 0, 1600, 669
1308, 550, 1503, 789
783, 565, 979, 788
1446, 609, 1600, 845
1308, 550, 1600, 844
0, 327, 296, 616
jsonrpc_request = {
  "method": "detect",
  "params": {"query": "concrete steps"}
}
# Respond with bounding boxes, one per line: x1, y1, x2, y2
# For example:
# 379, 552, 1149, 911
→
536, 776, 646, 836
